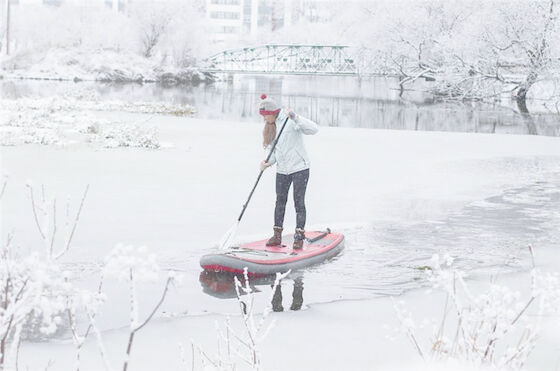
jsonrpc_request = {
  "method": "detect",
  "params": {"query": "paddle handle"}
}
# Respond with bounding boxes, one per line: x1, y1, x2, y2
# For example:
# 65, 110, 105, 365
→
237, 116, 290, 222
306, 228, 331, 243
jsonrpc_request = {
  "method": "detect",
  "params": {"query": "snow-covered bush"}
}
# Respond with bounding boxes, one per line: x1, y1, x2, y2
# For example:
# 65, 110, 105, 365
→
92, 123, 160, 149
1, 181, 177, 370
394, 252, 560, 370
0, 94, 195, 148
0, 182, 95, 369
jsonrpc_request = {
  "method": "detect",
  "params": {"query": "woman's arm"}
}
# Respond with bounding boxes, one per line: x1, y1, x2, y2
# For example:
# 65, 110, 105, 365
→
294, 115, 319, 135
286, 109, 318, 135
265, 144, 277, 165
260, 144, 276, 171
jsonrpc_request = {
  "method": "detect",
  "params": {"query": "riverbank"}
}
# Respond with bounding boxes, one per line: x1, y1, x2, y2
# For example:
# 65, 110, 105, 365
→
0, 48, 214, 84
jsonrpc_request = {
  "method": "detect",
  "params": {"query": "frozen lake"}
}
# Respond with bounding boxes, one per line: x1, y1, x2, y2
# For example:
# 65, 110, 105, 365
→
2, 111, 560, 316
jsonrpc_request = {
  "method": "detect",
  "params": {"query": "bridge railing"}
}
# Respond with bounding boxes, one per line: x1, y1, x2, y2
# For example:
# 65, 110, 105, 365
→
202, 45, 359, 76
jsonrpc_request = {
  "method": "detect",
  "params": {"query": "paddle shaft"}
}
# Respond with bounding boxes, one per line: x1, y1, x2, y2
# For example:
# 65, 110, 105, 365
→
237, 116, 290, 222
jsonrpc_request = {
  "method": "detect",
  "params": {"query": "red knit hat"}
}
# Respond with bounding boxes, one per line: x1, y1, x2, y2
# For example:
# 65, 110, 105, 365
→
259, 94, 280, 115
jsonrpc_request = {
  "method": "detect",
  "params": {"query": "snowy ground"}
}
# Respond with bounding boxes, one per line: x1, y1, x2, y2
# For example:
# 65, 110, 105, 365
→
0, 93, 194, 147
0, 48, 213, 84
2, 109, 560, 370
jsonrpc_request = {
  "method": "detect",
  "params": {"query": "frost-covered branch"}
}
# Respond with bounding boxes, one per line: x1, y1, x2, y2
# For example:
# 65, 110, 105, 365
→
103, 244, 175, 371
192, 270, 290, 371
26, 184, 89, 260
394, 252, 560, 369
55, 185, 89, 259
0, 177, 7, 200
66, 273, 105, 371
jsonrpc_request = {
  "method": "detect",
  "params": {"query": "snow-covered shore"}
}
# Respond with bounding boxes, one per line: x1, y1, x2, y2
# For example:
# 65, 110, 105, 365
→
2, 111, 560, 370
0, 93, 194, 147
0, 48, 214, 84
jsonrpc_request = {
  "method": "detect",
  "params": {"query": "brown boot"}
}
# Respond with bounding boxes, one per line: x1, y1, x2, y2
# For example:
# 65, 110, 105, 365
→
266, 226, 283, 246
293, 228, 305, 249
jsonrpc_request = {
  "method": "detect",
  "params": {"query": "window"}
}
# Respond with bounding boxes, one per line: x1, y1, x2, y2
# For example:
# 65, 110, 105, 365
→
210, 0, 240, 5
217, 26, 239, 34
211, 11, 240, 20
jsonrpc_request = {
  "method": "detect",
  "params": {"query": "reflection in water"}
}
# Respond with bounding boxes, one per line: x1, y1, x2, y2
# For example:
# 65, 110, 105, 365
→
2, 76, 560, 136
200, 270, 305, 312
198, 271, 272, 299
272, 275, 304, 312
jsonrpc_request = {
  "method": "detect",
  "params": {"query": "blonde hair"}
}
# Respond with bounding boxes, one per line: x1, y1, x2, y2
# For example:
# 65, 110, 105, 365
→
263, 121, 276, 148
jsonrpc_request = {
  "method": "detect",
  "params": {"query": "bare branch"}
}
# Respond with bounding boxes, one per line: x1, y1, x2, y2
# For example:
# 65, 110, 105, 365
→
27, 185, 46, 240
134, 276, 172, 332
55, 184, 89, 259
0, 178, 7, 199
50, 200, 57, 257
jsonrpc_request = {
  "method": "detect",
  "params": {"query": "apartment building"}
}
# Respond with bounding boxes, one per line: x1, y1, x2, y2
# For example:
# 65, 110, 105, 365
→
205, 0, 336, 44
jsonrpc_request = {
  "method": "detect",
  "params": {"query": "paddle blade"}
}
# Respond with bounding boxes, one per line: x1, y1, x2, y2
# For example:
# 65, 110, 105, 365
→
219, 222, 239, 250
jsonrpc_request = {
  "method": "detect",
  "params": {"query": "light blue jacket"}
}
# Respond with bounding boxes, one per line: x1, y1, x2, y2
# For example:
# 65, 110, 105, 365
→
265, 109, 319, 175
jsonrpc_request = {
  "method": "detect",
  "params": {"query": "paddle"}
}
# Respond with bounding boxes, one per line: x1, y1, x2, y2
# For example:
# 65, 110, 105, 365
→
219, 116, 291, 250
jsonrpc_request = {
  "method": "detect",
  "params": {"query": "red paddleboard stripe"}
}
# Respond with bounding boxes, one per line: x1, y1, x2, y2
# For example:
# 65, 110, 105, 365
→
237, 234, 344, 265
201, 264, 268, 277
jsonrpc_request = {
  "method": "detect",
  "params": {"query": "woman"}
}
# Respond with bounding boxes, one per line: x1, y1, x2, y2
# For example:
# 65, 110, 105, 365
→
258, 94, 319, 249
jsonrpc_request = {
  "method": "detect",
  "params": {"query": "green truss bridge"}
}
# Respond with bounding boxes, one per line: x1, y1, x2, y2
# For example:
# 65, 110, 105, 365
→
202, 45, 366, 76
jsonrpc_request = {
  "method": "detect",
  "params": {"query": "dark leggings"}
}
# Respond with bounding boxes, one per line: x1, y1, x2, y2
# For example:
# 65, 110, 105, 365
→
274, 169, 310, 230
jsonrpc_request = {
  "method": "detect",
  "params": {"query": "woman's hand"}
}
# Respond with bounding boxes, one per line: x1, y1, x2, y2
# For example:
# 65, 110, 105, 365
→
260, 161, 271, 171
286, 108, 298, 121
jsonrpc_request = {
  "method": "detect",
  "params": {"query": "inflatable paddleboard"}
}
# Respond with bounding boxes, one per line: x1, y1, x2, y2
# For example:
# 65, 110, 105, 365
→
200, 229, 344, 276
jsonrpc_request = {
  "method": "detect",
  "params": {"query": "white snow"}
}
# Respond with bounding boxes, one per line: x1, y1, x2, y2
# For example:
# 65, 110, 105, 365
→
1, 48, 211, 83
0, 94, 194, 147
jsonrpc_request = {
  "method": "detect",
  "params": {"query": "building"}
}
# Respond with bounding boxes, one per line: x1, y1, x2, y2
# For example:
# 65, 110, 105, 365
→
205, 0, 245, 42
205, 0, 336, 45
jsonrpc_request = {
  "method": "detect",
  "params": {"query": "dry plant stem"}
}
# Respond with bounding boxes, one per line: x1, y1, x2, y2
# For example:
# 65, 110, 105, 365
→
67, 309, 82, 370
56, 185, 89, 259
28, 185, 46, 240
483, 250, 538, 360
234, 280, 258, 366
3, 231, 14, 259
226, 317, 231, 361
123, 275, 172, 371
192, 342, 219, 369
50, 200, 57, 257
0, 278, 28, 367
501, 332, 538, 367
15, 327, 21, 371
225, 322, 252, 349
87, 311, 112, 371
528, 245, 536, 268
408, 324, 425, 360
393, 297, 425, 360
0, 179, 7, 199
68, 274, 104, 371
133, 276, 172, 332
433, 292, 450, 356
6, 323, 22, 368
191, 342, 195, 371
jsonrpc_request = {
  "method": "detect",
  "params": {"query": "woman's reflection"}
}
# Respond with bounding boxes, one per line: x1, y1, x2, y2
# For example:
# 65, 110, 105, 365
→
200, 270, 304, 311
271, 275, 304, 312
